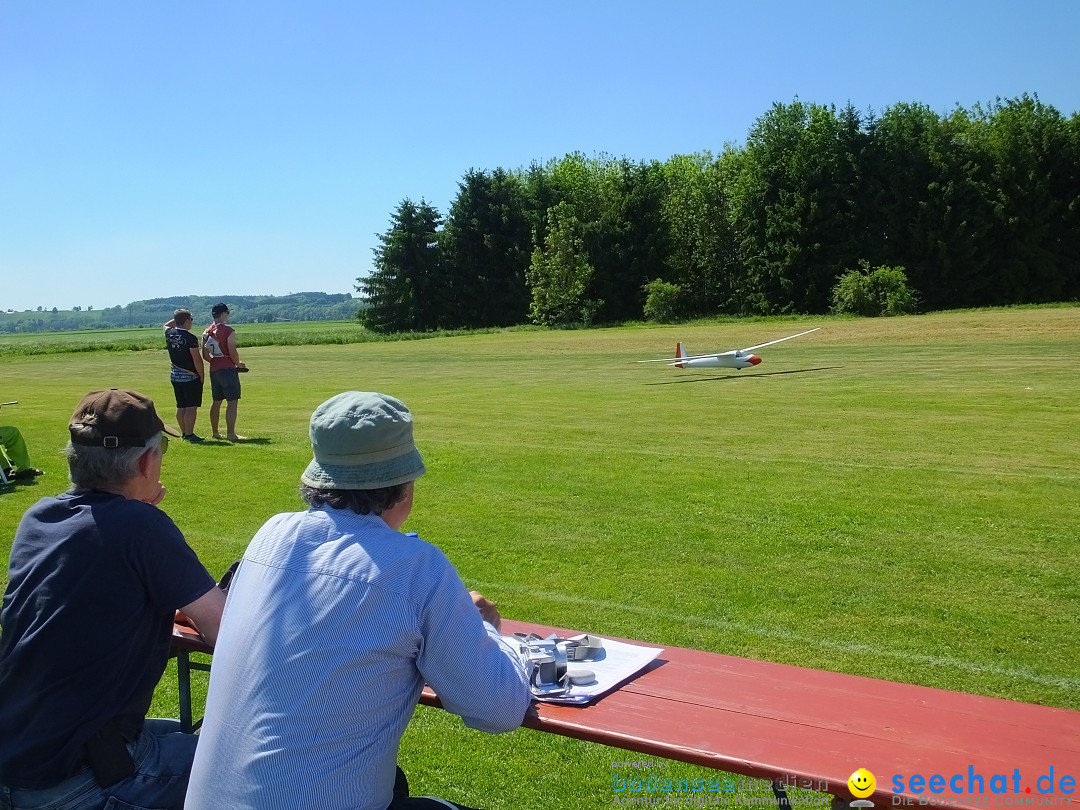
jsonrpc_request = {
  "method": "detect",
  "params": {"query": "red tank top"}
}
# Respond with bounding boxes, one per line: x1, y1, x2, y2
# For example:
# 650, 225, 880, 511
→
203, 323, 236, 372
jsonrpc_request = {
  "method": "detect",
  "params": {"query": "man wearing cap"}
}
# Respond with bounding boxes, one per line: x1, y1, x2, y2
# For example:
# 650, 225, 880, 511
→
186, 392, 531, 810
0, 389, 226, 810
163, 308, 206, 442
201, 302, 246, 442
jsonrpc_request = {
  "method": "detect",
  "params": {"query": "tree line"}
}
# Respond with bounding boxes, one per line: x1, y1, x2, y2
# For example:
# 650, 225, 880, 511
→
1, 293, 359, 334
358, 95, 1080, 332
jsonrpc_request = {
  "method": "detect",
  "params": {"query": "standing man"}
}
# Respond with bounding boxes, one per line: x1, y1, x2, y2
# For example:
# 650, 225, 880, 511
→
201, 302, 246, 442
186, 392, 531, 810
0, 388, 225, 810
163, 308, 205, 442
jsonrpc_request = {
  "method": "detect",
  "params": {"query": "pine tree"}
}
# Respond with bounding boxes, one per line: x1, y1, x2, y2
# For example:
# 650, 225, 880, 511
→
441, 169, 532, 328
357, 199, 444, 333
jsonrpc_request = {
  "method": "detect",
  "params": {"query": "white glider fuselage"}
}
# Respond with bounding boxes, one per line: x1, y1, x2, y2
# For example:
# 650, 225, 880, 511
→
638, 328, 820, 370
674, 345, 761, 369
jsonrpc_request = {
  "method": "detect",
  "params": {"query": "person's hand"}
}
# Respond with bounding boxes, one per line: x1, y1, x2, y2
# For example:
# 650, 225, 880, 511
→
470, 591, 502, 632
144, 482, 167, 506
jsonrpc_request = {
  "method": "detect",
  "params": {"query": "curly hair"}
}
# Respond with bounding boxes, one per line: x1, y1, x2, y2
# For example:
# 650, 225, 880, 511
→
299, 482, 407, 516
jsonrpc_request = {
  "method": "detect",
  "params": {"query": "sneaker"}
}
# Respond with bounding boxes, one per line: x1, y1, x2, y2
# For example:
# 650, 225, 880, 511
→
182, 434, 206, 443
13, 468, 45, 480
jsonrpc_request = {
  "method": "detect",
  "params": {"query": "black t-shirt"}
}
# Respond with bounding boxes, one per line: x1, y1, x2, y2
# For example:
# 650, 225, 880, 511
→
0, 491, 216, 788
165, 327, 198, 375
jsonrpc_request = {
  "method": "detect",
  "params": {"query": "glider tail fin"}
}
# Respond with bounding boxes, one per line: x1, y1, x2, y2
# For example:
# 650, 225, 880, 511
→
675, 342, 685, 368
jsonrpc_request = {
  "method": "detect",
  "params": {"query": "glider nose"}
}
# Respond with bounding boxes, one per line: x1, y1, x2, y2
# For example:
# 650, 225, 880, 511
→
748, 355, 762, 366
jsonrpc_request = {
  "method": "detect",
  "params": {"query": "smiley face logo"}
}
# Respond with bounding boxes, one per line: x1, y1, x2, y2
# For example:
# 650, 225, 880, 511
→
848, 768, 876, 798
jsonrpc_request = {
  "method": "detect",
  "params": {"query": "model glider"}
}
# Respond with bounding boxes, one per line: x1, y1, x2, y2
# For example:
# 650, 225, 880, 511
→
638, 328, 819, 370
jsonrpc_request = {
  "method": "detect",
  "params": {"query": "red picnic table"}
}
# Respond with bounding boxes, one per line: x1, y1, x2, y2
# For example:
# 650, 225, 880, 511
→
172, 618, 1080, 807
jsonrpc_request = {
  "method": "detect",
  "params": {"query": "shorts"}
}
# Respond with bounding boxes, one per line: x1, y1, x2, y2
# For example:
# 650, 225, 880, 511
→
172, 378, 203, 409
210, 368, 242, 402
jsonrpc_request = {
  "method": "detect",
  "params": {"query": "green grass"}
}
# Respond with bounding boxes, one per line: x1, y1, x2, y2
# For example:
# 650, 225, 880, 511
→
1, 306, 1078, 809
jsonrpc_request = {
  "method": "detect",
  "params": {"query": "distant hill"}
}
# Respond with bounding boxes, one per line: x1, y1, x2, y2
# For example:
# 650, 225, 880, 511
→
0, 292, 362, 333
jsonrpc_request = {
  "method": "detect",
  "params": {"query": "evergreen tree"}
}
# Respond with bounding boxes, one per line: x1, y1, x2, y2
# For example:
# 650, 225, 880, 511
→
357, 199, 444, 333
591, 159, 671, 322
441, 169, 532, 328
867, 103, 995, 310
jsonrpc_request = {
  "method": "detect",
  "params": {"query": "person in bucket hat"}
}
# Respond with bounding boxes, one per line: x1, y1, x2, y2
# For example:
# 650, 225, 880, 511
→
187, 392, 530, 810
0, 388, 225, 809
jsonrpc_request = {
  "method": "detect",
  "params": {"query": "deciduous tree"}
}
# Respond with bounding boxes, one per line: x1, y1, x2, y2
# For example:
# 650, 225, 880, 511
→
526, 202, 601, 326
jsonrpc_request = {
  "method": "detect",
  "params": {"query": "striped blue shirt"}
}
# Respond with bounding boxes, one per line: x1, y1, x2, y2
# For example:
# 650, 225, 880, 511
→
185, 507, 531, 810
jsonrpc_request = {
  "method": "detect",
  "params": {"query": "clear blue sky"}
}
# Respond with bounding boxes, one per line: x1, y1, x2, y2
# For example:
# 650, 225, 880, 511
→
2, 1, 1078, 313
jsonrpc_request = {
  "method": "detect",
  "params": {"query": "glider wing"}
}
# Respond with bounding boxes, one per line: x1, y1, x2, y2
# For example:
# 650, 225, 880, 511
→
738, 328, 820, 354
637, 351, 732, 363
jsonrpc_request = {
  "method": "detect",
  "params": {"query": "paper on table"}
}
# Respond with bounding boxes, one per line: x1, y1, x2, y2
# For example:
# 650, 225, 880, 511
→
507, 633, 664, 705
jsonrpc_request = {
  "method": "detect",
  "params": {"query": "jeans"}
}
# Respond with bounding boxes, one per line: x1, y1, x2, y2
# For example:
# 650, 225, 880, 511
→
0, 720, 197, 810
389, 768, 479, 810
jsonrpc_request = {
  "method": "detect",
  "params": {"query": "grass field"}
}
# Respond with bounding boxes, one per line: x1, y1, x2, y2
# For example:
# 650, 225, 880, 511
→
1, 307, 1078, 808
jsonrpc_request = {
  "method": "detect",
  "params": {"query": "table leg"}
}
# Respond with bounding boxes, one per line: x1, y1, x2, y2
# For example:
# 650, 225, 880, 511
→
177, 650, 193, 733
771, 780, 792, 809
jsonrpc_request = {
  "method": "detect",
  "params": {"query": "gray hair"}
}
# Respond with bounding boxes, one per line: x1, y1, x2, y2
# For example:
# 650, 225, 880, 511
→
66, 433, 162, 491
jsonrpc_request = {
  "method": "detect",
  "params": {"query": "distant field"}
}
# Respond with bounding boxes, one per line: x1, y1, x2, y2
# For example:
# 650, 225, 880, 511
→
1, 306, 1077, 809
0, 320, 375, 355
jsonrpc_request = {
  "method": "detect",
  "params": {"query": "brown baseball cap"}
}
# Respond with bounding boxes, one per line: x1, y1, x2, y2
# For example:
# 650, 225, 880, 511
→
69, 388, 181, 448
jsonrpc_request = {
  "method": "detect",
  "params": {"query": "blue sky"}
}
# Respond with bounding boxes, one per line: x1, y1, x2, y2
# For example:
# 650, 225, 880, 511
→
2, 1, 1078, 313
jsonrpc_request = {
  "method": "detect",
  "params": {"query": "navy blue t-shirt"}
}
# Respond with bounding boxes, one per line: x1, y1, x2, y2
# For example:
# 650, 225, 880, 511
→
0, 491, 216, 788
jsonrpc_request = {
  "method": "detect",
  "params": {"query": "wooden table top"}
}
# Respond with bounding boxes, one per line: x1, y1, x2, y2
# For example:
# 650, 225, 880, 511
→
173, 618, 1080, 805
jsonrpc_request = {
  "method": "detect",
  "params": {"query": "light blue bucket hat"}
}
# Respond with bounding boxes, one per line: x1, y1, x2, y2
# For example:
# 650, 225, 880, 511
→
300, 392, 426, 490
